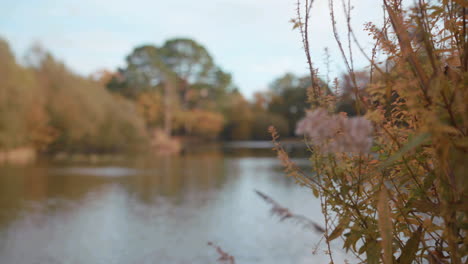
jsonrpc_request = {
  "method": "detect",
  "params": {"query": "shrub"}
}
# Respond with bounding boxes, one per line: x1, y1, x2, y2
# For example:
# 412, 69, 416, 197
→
278, 1, 467, 263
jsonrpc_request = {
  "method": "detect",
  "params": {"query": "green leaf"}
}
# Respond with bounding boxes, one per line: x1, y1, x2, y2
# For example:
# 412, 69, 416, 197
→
379, 132, 430, 168
379, 153, 389, 160
398, 225, 423, 264
371, 145, 382, 152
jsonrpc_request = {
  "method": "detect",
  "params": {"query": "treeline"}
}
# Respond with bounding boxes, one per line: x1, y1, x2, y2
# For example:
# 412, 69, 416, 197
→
0, 39, 148, 154
104, 38, 318, 141
0, 37, 356, 154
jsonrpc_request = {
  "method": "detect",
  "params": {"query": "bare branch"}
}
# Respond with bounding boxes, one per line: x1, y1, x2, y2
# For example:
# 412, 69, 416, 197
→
296, 0, 320, 100
329, 0, 362, 114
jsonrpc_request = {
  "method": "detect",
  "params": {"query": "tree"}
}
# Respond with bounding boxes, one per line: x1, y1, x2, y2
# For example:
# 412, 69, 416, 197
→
160, 38, 234, 110
109, 45, 167, 97
107, 38, 235, 138
0, 40, 53, 150
26, 43, 148, 153
110, 39, 234, 108
222, 91, 254, 140
160, 38, 214, 85
135, 91, 164, 128
108, 44, 181, 135
267, 73, 312, 137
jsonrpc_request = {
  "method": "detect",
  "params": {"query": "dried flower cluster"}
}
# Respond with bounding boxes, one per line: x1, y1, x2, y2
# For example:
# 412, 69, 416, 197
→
295, 108, 373, 153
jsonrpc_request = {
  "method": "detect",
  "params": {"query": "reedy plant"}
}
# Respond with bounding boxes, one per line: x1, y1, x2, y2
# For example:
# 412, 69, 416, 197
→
277, 0, 467, 263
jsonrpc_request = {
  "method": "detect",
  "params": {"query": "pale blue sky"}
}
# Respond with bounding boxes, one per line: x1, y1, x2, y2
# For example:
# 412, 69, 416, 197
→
0, 0, 383, 98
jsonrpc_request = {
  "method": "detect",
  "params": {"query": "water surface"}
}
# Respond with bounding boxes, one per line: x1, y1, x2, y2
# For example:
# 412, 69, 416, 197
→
0, 148, 350, 263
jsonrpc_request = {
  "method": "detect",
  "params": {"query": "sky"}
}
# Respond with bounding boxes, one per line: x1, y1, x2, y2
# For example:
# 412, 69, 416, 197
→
0, 0, 384, 98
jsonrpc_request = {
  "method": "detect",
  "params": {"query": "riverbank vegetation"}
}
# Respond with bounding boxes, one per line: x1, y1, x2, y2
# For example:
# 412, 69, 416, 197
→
0, 37, 338, 159
0, 41, 148, 156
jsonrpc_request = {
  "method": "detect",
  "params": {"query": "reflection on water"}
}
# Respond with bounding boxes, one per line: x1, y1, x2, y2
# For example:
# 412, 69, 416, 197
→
0, 149, 350, 264
53, 167, 142, 178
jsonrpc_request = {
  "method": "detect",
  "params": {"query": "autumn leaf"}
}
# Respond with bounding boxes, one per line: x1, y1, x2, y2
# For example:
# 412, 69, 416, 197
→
398, 226, 423, 264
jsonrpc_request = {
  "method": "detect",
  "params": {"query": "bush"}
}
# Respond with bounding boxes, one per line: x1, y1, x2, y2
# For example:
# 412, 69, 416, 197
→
279, 1, 467, 263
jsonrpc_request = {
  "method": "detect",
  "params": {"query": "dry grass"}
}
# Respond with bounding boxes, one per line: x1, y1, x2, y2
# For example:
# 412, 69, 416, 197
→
254, 189, 325, 234
207, 242, 235, 264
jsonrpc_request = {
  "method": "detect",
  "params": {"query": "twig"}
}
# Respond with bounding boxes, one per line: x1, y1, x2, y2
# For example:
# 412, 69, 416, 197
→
254, 189, 325, 234
207, 242, 235, 264
296, 0, 320, 99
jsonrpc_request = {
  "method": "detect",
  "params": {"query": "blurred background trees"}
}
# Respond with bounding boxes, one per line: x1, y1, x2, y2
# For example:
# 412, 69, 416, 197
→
106, 39, 234, 140
0, 40, 50, 150
0, 39, 148, 154
0, 36, 332, 155
267, 73, 311, 137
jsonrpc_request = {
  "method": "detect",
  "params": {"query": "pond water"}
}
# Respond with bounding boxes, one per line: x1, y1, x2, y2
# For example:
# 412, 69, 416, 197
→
0, 146, 351, 264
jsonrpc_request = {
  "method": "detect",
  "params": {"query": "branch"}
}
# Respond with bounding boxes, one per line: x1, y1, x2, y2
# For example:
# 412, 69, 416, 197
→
383, 0, 432, 105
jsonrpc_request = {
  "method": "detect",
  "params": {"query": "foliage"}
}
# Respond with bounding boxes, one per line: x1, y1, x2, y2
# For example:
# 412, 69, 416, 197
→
1, 35, 305, 150
159, 38, 236, 111
251, 111, 289, 140
0, 39, 148, 153
276, 0, 468, 263
108, 45, 171, 97
173, 109, 225, 140
159, 38, 214, 86
35, 48, 149, 153
107, 38, 234, 139
267, 73, 311, 137
221, 90, 291, 141
222, 91, 254, 140
0, 40, 55, 150
136, 91, 164, 128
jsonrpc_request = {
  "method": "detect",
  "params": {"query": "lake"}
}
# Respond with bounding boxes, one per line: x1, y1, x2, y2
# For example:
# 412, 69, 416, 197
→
0, 144, 351, 263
